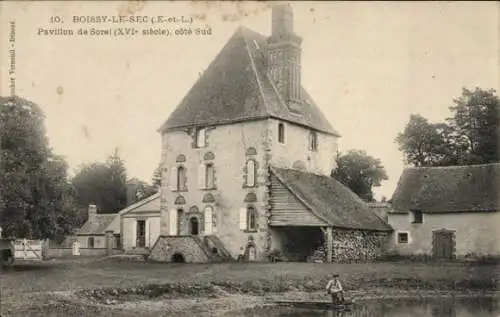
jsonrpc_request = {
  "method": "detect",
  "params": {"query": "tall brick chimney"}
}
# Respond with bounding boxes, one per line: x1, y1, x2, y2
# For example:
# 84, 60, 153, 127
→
267, 3, 303, 112
88, 204, 97, 223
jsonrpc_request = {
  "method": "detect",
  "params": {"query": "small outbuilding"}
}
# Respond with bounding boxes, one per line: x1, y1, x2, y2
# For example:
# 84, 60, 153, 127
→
388, 163, 500, 259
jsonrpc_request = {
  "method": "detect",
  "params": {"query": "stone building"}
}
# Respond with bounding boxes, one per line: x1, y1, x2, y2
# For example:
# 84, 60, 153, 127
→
149, 3, 392, 263
388, 163, 500, 260
76, 205, 120, 249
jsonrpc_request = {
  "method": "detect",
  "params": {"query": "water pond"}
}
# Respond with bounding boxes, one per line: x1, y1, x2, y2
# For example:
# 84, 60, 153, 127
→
227, 296, 500, 317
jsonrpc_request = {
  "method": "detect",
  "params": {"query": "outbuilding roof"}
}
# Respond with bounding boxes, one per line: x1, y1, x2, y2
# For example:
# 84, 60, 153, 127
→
390, 163, 500, 213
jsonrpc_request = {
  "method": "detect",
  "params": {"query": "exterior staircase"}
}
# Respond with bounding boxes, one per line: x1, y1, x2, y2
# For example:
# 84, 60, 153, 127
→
202, 235, 234, 262
147, 234, 234, 263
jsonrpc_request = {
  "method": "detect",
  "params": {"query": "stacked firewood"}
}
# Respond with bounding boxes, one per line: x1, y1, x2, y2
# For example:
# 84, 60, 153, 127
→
307, 245, 327, 263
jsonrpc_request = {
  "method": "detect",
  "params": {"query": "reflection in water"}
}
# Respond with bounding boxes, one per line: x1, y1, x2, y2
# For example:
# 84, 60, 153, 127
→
233, 296, 499, 317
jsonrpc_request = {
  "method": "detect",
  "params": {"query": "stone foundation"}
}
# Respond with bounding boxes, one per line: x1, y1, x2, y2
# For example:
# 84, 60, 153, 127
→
311, 229, 389, 263
148, 236, 210, 263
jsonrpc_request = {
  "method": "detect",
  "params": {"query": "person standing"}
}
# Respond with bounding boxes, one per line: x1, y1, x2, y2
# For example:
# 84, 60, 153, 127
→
326, 273, 345, 305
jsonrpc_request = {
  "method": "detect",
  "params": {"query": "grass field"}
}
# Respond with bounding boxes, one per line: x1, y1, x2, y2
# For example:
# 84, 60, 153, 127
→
1, 257, 498, 316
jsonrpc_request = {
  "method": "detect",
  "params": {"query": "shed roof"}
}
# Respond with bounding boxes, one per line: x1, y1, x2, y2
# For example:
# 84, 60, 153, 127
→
158, 26, 339, 136
390, 163, 500, 213
271, 167, 392, 231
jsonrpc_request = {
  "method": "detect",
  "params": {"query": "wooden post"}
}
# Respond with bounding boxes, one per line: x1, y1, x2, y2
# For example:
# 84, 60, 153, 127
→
326, 227, 333, 263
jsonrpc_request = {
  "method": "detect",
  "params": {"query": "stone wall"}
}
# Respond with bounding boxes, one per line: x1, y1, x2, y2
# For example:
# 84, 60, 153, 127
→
267, 118, 339, 177
44, 248, 122, 259
310, 229, 389, 263
148, 236, 210, 263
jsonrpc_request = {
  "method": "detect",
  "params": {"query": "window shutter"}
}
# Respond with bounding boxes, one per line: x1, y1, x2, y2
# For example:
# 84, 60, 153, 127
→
169, 167, 177, 190
130, 219, 137, 247
239, 208, 247, 230
204, 207, 213, 234
169, 209, 177, 235
211, 165, 217, 189
198, 164, 206, 189
144, 219, 150, 248
212, 208, 217, 233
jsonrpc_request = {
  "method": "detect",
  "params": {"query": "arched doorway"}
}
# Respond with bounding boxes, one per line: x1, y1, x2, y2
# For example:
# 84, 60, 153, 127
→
188, 217, 199, 235
247, 245, 256, 261
172, 252, 185, 263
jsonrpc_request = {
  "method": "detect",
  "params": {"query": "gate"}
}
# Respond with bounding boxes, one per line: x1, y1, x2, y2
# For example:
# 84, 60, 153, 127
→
14, 239, 43, 261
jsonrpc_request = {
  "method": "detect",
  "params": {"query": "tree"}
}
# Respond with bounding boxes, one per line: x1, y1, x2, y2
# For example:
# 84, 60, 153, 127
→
129, 180, 158, 204
396, 87, 500, 167
0, 96, 78, 240
72, 150, 127, 214
446, 87, 500, 164
152, 162, 162, 188
395, 114, 456, 166
332, 150, 389, 202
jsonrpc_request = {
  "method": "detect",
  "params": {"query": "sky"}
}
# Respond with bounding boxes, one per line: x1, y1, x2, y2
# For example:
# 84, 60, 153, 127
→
0, 1, 498, 200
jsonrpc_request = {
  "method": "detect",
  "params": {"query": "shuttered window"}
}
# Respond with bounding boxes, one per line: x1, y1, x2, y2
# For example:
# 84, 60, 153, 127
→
240, 206, 258, 231
177, 166, 186, 191
247, 207, 257, 231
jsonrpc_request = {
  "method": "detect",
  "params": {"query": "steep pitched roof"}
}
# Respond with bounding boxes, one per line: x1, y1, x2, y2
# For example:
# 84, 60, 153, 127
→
159, 27, 339, 136
118, 192, 160, 216
391, 163, 500, 213
77, 214, 118, 235
271, 167, 392, 232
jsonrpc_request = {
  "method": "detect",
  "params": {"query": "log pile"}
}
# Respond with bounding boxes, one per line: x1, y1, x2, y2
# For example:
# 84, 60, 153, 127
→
307, 246, 326, 263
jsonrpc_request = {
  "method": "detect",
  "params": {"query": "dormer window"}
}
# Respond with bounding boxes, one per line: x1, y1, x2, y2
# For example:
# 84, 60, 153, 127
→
195, 128, 206, 148
278, 122, 285, 144
411, 210, 423, 224
309, 131, 318, 152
